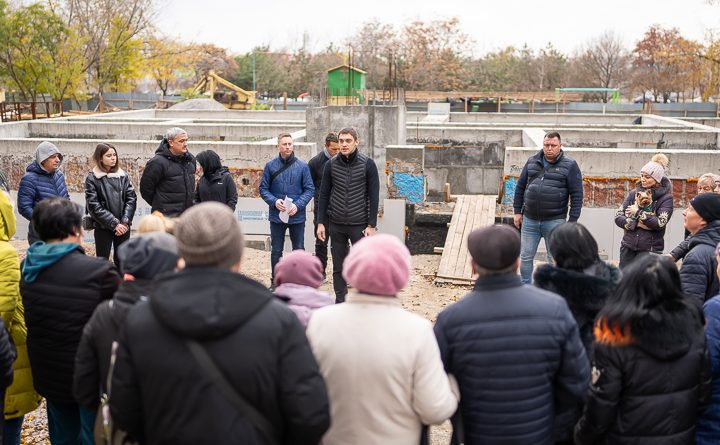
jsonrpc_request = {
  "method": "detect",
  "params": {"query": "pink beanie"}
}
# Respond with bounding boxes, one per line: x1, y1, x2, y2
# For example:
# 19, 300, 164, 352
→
274, 250, 323, 288
640, 153, 669, 184
342, 234, 411, 296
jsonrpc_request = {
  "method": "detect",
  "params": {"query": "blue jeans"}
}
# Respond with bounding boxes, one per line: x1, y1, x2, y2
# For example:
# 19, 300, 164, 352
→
46, 400, 95, 445
519, 216, 565, 284
270, 222, 305, 281
4, 416, 23, 445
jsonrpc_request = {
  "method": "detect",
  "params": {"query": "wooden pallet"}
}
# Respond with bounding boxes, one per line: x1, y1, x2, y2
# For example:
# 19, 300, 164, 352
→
434, 195, 497, 285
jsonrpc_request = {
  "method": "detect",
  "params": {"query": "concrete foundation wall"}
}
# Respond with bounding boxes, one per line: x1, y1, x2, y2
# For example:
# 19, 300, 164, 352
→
407, 127, 522, 146
424, 143, 505, 197
155, 109, 306, 120
429, 112, 638, 125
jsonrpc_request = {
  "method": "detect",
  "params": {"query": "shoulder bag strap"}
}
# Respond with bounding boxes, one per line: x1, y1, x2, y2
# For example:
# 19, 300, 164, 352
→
269, 157, 296, 186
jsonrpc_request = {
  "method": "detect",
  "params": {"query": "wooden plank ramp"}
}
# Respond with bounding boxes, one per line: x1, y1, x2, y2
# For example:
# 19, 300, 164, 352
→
434, 195, 497, 286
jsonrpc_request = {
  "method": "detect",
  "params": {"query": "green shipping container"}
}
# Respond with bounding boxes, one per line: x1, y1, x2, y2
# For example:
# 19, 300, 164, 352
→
326, 65, 366, 104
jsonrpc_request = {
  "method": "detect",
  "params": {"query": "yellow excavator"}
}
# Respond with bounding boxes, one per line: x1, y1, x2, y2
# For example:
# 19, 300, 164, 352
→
191, 70, 257, 109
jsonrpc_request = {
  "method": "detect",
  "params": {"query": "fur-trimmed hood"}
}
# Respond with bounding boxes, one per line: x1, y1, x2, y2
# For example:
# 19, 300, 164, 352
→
596, 299, 705, 360
534, 261, 620, 318
92, 165, 127, 179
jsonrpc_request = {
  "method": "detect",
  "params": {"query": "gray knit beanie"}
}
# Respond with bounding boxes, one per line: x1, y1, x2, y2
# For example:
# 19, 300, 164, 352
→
35, 141, 63, 164
175, 202, 244, 268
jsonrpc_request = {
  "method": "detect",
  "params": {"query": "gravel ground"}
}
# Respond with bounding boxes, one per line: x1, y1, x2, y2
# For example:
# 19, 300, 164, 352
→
12, 240, 466, 444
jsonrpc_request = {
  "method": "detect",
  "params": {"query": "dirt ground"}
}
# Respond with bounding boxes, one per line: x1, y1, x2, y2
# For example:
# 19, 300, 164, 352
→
12, 241, 466, 444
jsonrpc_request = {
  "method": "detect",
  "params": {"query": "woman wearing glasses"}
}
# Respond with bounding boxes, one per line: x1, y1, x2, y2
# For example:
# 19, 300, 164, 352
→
613, 153, 673, 269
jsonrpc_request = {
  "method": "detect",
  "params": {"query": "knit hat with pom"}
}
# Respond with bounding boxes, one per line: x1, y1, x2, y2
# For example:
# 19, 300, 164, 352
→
641, 153, 669, 184
342, 234, 411, 297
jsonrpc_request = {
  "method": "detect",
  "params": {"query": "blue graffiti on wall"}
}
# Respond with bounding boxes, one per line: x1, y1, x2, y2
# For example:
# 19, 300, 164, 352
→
502, 177, 518, 206
393, 172, 424, 204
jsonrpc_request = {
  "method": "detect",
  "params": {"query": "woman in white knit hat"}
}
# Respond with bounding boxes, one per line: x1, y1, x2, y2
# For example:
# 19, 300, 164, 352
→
613, 153, 673, 269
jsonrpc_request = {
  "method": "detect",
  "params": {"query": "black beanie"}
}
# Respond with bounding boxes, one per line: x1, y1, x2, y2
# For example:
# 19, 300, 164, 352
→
691, 193, 720, 223
117, 232, 179, 279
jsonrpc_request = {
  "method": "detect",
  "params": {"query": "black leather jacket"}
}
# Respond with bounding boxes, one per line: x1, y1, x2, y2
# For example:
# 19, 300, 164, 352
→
85, 167, 137, 230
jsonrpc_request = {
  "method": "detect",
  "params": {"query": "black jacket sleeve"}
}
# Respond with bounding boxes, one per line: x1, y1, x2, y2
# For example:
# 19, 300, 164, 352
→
366, 159, 380, 227
513, 163, 529, 215
225, 175, 238, 211
680, 246, 715, 304
670, 236, 691, 261
0, 319, 15, 391
317, 162, 333, 226
567, 161, 583, 222
139, 159, 162, 206
122, 177, 137, 225
73, 305, 105, 410
85, 175, 120, 229
110, 332, 145, 443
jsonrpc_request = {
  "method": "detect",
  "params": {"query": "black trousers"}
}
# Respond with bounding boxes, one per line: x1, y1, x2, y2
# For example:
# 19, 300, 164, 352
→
313, 221, 328, 274
619, 246, 659, 270
330, 224, 365, 303
94, 227, 130, 266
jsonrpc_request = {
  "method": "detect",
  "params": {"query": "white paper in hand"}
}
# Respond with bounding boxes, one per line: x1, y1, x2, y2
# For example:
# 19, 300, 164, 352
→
279, 196, 293, 223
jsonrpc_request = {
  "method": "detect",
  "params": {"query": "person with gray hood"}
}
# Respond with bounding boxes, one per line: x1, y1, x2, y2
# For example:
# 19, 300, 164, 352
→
110, 202, 330, 445
73, 232, 180, 414
17, 141, 70, 244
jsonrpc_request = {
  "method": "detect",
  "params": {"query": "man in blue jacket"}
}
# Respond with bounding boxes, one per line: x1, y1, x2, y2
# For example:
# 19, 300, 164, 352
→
17, 141, 70, 244
259, 133, 314, 285
513, 131, 583, 283
434, 224, 590, 445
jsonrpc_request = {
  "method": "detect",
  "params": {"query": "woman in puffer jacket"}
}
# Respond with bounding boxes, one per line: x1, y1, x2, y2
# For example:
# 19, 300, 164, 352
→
193, 150, 238, 211
85, 143, 137, 265
575, 254, 711, 445
0, 187, 41, 445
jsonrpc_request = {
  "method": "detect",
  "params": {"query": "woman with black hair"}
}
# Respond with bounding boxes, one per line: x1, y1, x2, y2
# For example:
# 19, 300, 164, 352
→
574, 254, 711, 445
85, 143, 137, 265
533, 222, 620, 445
193, 150, 238, 211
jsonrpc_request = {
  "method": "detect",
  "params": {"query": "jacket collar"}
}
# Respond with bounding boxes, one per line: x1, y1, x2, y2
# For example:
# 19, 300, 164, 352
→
340, 148, 359, 164
346, 292, 401, 306
92, 166, 126, 179
278, 152, 296, 164
533, 149, 564, 165
472, 272, 524, 291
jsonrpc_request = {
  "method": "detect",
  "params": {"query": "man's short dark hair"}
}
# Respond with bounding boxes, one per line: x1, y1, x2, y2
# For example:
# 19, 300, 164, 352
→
277, 133, 292, 143
544, 131, 561, 143
32, 198, 83, 241
325, 132, 338, 145
338, 128, 358, 141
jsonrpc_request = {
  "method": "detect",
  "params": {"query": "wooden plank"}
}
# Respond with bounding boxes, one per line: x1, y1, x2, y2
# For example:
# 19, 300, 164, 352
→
462, 196, 485, 278
436, 196, 464, 276
433, 247, 444, 254
454, 195, 478, 278
445, 195, 472, 277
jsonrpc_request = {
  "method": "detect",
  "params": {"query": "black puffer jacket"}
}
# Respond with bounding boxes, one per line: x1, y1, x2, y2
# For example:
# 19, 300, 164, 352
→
85, 167, 137, 230
434, 273, 590, 445
193, 167, 238, 211
575, 299, 711, 445
534, 261, 621, 443
73, 280, 154, 410
110, 268, 330, 445
680, 220, 720, 304
139, 139, 196, 216
513, 149, 583, 221
21, 248, 120, 402
614, 177, 673, 253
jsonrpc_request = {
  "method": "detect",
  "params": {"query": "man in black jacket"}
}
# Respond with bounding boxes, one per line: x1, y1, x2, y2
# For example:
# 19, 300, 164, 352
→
111, 202, 330, 445
307, 132, 340, 277
434, 224, 590, 445
316, 127, 380, 303
513, 131, 583, 283
139, 127, 196, 216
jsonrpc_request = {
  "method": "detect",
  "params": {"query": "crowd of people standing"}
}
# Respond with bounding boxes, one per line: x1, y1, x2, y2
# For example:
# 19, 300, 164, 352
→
0, 126, 716, 445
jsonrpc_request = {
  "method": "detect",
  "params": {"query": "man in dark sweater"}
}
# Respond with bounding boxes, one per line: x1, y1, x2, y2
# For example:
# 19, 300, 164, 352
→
307, 132, 340, 277
317, 128, 380, 303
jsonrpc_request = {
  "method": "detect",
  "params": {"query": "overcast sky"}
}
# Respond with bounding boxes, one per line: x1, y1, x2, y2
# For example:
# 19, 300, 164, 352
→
155, 0, 719, 56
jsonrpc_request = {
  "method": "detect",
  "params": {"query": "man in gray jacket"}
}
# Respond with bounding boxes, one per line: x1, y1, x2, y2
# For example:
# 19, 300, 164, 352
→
434, 224, 590, 445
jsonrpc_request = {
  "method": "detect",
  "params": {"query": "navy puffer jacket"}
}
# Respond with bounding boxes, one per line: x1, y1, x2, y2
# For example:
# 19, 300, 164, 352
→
259, 153, 314, 225
614, 177, 673, 253
680, 220, 720, 304
698, 296, 720, 444
513, 149, 583, 221
434, 273, 590, 445
17, 162, 69, 220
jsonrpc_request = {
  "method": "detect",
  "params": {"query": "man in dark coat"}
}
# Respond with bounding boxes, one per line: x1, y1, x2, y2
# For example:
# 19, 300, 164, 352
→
139, 127, 196, 216
512, 132, 583, 283
680, 192, 720, 303
316, 127, 380, 302
307, 132, 339, 277
434, 224, 590, 445
110, 202, 330, 445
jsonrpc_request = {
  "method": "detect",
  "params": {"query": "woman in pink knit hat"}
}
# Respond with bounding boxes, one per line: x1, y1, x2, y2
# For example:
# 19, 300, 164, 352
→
273, 250, 334, 328
306, 234, 458, 445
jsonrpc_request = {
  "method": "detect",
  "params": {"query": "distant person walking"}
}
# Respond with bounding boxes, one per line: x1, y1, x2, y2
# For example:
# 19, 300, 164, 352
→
513, 132, 583, 284
259, 133, 314, 284
614, 153, 672, 269
139, 127, 196, 216
316, 128, 380, 302
85, 143, 137, 265
193, 150, 238, 211
307, 132, 340, 277
17, 141, 69, 244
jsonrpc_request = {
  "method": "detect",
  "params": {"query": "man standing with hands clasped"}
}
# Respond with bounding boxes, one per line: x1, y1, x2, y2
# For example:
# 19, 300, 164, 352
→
260, 133, 314, 286
316, 127, 380, 303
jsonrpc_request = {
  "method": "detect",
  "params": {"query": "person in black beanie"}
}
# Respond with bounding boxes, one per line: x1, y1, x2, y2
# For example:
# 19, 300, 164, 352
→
680, 192, 720, 303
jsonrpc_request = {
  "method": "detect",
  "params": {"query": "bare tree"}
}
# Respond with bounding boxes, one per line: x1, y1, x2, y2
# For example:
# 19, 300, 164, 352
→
576, 31, 630, 102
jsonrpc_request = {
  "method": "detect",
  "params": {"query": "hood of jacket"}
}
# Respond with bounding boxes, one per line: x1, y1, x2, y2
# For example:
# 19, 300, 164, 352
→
110, 280, 154, 328
635, 176, 672, 201
155, 138, 194, 163
688, 220, 720, 250
22, 242, 82, 283
204, 166, 229, 182
0, 190, 15, 241
630, 299, 705, 360
26, 161, 54, 176
149, 267, 273, 340
534, 261, 621, 317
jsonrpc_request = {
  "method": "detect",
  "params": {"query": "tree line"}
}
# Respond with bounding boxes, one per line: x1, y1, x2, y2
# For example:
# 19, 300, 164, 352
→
1, 1, 718, 104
